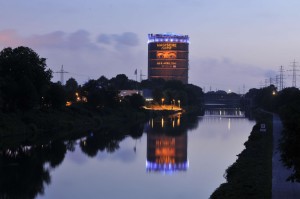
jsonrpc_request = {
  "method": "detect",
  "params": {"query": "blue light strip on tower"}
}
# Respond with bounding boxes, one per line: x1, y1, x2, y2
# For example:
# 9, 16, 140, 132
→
146, 160, 189, 174
148, 33, 190, 44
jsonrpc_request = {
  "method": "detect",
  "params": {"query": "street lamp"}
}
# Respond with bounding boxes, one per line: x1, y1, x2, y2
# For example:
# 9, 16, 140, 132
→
178, 100, 181, 108
172, 99, 175, 110
161, 98, 165, 105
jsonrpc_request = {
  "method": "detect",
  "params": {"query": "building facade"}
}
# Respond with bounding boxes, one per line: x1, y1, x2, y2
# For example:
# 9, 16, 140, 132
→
148, 33, 189, 84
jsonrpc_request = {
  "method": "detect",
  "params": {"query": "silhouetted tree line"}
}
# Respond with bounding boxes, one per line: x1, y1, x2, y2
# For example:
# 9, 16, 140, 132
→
0, 46, 52, 111
141, 78, 204, 107
0, 46, 204, 113
275, 87, 300, 182
0, 47, 145, 112
243, 85, 300, 182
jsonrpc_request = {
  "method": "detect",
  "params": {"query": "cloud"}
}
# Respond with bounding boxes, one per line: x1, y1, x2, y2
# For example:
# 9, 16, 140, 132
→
97, 32, 139, 47
0, 29, 143, 85
26, 31, 65, 49
0, 29, 22, 47
189, 57, 276, 92
67, 145, 89, 165
67, 30, 100, 51
96, 147, 137, 163
0, 29, 101, 51
112, 32, 139, 46
97, 34, 111, 44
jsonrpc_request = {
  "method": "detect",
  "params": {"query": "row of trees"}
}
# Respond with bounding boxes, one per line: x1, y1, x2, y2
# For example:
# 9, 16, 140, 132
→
243, 85, 300, 182
0, 46, 204, 113
0, 46, 145, 111
0, 47, 52, 111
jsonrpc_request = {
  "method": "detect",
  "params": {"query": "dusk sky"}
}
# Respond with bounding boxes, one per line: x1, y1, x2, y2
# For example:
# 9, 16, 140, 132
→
1, 0, 300, 93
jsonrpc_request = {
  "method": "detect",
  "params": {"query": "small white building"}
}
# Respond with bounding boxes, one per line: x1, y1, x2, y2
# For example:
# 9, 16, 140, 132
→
119, 90, 141, 98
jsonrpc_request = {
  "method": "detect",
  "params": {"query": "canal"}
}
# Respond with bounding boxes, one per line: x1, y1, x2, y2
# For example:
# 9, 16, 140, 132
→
0, 109, 255, 199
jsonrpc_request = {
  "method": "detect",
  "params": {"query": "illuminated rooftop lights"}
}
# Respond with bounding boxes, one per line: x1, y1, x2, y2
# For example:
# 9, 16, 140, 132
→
146, 161, 189, 174
148, 33, 189, 44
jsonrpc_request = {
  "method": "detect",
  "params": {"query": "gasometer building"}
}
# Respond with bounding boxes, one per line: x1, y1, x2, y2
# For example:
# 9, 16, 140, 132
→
148, 33, 189, 84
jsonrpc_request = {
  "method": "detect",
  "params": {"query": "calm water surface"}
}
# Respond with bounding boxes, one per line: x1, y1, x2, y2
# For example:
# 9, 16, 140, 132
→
1, 110, 255, 199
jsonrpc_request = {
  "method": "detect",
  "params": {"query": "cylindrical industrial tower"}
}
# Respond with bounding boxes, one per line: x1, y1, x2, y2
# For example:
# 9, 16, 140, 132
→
148, 33, 189, 84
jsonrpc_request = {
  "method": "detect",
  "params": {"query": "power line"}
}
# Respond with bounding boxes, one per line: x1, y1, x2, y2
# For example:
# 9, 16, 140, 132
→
279, 65, 284, 91
290, 59, 299, 87
140, 70, 146, 82
54, 65, 68, 85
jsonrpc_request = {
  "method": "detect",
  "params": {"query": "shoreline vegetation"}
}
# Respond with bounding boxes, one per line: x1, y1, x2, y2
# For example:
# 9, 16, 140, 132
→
210, 85, 300, 198
2, 46, 300, 197
0, 106, 145, 148
210, 110, 273, 199
0, 46, 204, 149
0, 104, 203, 149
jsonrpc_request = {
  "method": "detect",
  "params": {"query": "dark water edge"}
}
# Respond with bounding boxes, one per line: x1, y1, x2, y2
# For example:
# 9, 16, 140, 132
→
0, 107, 149, 149
0, 108, 202, 199
210, 110, 273, 199
0, 108, 150, 199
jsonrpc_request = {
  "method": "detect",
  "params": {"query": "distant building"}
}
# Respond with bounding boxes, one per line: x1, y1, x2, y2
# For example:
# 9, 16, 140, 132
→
119, 90, 140, 98
142, 89, 153, 102
148, 33, 189, 84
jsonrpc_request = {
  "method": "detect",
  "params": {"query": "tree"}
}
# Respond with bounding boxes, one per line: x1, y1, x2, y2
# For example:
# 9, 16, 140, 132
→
185, 84, 204, 106
110, 74, 129, 90
124, 93, 145, 109
109, 74, 138, 90
81, 79, 119, 108
97, 76, 109, 89
65, 77, 79, 102
0, 46, 52, 111
17, 76, 39, 110
44, 83, 66, 109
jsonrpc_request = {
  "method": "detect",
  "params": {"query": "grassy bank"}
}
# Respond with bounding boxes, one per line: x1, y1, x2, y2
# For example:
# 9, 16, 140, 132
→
210, 110, 273, 199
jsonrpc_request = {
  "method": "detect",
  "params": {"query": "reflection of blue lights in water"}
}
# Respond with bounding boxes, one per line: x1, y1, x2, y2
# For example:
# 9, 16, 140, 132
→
146, 161, 189, 174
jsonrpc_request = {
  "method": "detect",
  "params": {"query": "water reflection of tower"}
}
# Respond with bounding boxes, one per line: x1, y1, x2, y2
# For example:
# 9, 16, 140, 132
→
145, 114, 188, 173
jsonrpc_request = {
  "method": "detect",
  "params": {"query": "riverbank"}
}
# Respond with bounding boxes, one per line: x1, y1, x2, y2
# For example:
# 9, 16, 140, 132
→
0, 105, 149, 148
0, 103, 203, 149
210, 110, 273, 199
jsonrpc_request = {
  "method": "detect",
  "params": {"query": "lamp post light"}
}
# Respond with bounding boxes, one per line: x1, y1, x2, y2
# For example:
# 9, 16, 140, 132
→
161, 98, 165, 105
178, 100, 181, 108
172, 99, 175, 110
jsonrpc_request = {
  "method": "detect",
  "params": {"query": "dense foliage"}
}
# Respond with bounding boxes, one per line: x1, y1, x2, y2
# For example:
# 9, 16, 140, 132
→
0, 47, 52, 111
0, 46, 205, 141
276, 88, 300, 182
210, 111, 273, 199
141, 78, 204, 107
243, 86, 300, 182
0, 46, 205, 198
